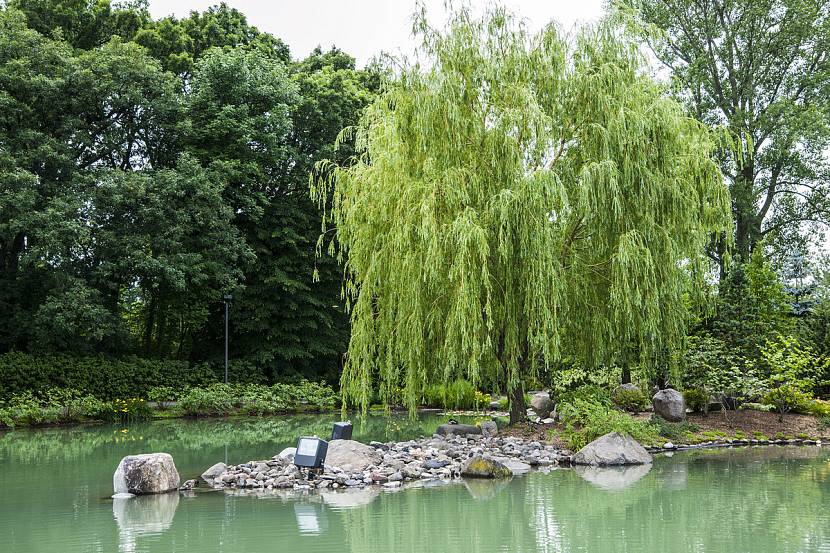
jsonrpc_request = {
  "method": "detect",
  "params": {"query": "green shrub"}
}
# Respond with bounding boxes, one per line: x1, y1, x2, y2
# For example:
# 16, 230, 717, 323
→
739, 402, 773, 412
421, 380, 478, 410
179, 381, 337, 417
0, 352, 218, 400
650, 415, 699, 441
612, 387, 649, 413
683, 388, 709, 413
557, 384, 612, 408
180, 384, 235, 417
0, 388, 115, 428
558, 397, 659, 450
105, 398, 153, 423
763, 385, 811, 422
422, 384, 445, 407
796, 399, 830, 418
147, 386, 182, 403
445, 380, 477, 410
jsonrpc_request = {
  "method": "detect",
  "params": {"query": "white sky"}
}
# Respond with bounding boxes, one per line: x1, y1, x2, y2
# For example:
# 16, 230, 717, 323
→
147, 1, 606, 66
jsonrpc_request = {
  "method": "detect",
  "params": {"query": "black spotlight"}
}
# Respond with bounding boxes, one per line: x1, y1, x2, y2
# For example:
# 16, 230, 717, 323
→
331, 421, 353, 441
293, 436, 328, 470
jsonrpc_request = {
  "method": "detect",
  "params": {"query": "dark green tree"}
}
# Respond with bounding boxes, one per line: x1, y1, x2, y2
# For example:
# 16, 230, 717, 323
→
613, 0, 830, 270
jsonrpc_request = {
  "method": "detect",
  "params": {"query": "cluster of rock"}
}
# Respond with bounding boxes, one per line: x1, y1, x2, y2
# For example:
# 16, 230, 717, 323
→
526, 387, 688, 424
201, 434, 572, 492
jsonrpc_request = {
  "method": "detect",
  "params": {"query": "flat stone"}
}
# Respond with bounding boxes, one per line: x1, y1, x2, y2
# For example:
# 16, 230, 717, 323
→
436, 423, 481, 437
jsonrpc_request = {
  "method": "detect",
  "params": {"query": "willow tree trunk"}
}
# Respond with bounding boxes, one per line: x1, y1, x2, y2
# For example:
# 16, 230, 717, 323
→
509, 380, 525, 426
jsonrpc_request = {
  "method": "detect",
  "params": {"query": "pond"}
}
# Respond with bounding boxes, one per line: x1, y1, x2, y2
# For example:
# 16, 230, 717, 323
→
1, 414, 829, 553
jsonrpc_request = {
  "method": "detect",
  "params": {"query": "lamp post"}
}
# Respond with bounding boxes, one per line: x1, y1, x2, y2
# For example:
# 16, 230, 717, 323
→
223, 294, 232, 384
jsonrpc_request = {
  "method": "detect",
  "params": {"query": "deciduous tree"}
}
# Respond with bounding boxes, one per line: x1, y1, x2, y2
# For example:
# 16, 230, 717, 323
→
314, 7, 732, 423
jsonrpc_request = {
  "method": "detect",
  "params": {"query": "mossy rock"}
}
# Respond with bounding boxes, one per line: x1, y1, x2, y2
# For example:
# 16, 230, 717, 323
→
460, 455, 512, 478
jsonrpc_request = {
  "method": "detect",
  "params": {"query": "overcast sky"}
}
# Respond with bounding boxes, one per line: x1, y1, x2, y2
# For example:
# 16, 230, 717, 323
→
147, 1, 606, 66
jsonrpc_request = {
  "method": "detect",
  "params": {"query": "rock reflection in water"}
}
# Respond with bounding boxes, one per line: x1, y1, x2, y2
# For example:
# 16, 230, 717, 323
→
113, 492, 179, 553
573, 463, 652, 491
463, 477, 510, 500
320, 487, 380, 509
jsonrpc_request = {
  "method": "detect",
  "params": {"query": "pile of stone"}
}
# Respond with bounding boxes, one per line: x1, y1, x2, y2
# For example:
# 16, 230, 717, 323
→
201, 433, 572, 492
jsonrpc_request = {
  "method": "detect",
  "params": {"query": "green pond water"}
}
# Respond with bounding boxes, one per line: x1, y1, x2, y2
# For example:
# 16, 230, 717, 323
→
1, 414, 829, 553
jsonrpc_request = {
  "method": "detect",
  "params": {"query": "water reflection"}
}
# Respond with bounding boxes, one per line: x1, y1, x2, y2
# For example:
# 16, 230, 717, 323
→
573, 463, 652, 490
113, 493, 179, 552
3, 416, 830, 553
321, 488, 381, 509
463, 477, 510, 500
293, 502, 329, 534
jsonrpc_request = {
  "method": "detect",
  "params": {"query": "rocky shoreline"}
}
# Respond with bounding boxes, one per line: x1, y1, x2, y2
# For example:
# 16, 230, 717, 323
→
199, 433, 573, 492
196, 431, 827, 494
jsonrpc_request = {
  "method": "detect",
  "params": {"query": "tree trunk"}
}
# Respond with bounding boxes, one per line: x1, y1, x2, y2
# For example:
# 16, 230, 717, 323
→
621, 366, 631, 385
508, 380, 525, 426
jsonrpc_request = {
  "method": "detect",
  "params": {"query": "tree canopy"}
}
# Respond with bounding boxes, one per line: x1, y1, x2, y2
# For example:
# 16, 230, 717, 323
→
0, 1, 377, 381
314, 7, 732, 421
612, 0, 830, 270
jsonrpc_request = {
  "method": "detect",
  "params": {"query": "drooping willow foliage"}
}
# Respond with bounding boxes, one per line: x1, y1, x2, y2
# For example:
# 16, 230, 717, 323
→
312, 6, 732, 418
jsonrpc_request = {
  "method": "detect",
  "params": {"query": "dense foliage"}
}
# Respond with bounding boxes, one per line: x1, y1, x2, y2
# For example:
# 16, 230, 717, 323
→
315, 6, 732, 422
0, 1, 377, 383
0, 1, 828, 426
612, 0, 830, 271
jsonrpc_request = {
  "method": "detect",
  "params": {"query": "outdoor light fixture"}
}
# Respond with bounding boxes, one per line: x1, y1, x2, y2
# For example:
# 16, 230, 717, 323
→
294, 436, 328, 470
331, 421, 353, 441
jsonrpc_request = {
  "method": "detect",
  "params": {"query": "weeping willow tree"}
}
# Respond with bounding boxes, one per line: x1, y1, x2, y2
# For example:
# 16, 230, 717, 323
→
312, 6, 732, 424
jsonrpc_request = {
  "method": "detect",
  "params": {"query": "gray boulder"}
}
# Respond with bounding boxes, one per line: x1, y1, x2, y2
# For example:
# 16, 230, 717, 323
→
277, 447, 296, 461
460, 455, 513, 478
530, 392, 553, 418
617, 383, 640, 393
479, 420, 498, 438
652, 389, 685, 422
435, 423, 481, 437
113, 453, 180, 495
571, 432, 652, 466
325, 439, 382, 472
200, 462, 226, 486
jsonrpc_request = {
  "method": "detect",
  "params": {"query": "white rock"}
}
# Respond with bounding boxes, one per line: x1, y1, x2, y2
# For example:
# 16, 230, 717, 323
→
200, 462, 227, 485
571, 432, 653, 466
278, 447, 297, 460
113, 453, 180, 495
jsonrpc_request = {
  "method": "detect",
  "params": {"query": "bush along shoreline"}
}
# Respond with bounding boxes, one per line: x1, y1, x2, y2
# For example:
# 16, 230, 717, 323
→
0, 381, 340, 430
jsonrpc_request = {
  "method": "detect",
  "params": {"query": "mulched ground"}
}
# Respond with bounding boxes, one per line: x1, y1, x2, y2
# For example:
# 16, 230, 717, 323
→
686, 409, 829, 439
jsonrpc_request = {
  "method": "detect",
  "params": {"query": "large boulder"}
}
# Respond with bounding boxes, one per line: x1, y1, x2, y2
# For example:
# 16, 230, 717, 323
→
479, 420, 498, 438
200, 462, 226, 486
530, 392, 553, 418
435, 423, 481, 437
652, 389, 686, 422
114, 453, 180, 495
460, 455, 513, 478
571, 432, 652, 466
324, 440, 382, 471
